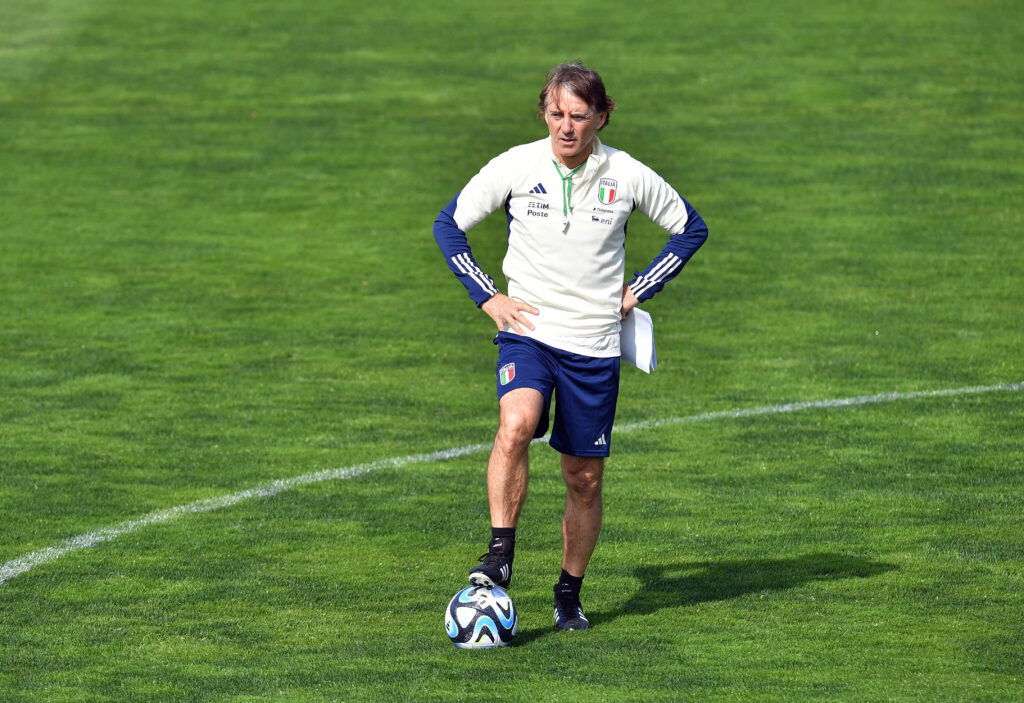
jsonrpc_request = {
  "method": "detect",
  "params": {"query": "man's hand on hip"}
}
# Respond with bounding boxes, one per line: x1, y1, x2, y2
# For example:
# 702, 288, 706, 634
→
482, 293, 539, 335
620, 285, 639, 320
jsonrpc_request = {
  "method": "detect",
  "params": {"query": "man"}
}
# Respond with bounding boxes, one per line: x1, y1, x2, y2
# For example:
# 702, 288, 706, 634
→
433, 61, 707, 631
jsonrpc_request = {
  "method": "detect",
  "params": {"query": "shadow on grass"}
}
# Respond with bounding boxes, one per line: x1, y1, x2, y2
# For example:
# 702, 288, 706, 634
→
514, 552, 897, 646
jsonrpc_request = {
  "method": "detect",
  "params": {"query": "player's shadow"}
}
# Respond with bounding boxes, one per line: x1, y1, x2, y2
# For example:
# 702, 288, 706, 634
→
514, 553, 896, 646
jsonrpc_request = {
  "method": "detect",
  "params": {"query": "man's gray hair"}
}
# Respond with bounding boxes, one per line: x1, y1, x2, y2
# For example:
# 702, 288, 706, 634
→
537, 61, 616, 130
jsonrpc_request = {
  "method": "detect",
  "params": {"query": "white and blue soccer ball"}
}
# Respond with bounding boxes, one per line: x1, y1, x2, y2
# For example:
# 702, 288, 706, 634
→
445, 585, 518, 649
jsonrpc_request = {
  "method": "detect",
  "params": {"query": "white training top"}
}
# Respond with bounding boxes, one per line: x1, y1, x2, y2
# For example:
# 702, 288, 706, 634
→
445, 137, 694, 357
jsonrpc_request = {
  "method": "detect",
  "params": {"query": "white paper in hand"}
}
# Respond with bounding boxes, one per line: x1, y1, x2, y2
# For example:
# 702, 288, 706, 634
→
620, 308, 657, 373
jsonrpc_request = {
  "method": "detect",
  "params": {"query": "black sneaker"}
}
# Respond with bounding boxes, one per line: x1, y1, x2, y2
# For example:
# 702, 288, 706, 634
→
553, 585, 590, 630
468, 550, 513, 589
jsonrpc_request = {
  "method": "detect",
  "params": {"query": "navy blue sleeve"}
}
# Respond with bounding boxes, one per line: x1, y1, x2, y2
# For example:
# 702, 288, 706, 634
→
433, 193, 499, 307
628, 198, 707, 302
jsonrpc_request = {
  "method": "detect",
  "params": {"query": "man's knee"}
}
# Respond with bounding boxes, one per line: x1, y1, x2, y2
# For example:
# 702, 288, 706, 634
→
495, 389, 544, 453
495, 409, 538, 452
562, 456, 603, 499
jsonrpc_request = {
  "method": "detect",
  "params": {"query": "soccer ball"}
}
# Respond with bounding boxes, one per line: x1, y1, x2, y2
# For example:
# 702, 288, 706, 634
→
445, 585, 518, 648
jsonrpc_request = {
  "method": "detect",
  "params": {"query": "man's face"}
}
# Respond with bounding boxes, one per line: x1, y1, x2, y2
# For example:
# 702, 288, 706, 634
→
544, 88, 606, 168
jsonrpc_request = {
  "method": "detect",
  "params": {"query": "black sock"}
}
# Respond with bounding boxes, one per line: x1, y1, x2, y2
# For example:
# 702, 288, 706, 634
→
489, 527, 516, 558
555, 568, 584, 598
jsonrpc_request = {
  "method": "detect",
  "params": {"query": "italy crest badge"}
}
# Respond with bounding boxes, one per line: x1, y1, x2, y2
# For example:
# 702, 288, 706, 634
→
597, 178, 617, 205
499, 363, 516, 385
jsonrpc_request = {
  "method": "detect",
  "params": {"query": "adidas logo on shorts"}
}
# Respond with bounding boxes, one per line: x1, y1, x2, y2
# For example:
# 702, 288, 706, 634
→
593, 433, 606, 446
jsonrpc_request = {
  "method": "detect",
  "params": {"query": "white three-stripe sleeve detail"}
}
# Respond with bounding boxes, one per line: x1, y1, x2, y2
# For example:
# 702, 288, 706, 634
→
633, 256, 681, 297
646, 253, 682, 283
632, 253, 682, 297
452, 253, 498, 296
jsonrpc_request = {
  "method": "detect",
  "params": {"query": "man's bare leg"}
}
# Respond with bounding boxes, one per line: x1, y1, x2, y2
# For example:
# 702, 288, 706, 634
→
486, 387, 544, 527
469, 387, 543, 589
553, 453, 603, 630
560, 454, 604, 576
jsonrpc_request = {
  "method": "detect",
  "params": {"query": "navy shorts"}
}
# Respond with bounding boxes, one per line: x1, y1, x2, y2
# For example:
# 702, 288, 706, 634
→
494, 332, 620, 457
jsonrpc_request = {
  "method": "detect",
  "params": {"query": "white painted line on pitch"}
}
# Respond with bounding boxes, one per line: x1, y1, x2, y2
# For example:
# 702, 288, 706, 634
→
615, 381, 1024, 433
0, 443, 489, 587
2, 381, 1021, 587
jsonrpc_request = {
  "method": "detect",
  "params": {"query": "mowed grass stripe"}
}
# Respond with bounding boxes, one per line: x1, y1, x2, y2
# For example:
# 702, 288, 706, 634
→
3, 381, 1019, 587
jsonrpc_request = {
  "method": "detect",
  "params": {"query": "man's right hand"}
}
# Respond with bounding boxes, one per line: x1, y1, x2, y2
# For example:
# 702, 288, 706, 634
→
481, 293, 539, 335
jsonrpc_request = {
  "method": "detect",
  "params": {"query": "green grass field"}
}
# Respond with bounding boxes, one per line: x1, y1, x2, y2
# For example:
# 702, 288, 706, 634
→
2, 0, 1022, 700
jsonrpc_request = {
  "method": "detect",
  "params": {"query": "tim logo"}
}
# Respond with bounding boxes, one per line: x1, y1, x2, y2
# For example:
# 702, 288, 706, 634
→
498, 363, 516, 385
597, 178, 617, 205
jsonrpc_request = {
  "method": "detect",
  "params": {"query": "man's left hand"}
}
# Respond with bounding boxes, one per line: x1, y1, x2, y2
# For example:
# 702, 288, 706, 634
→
620, 285, 639, 320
